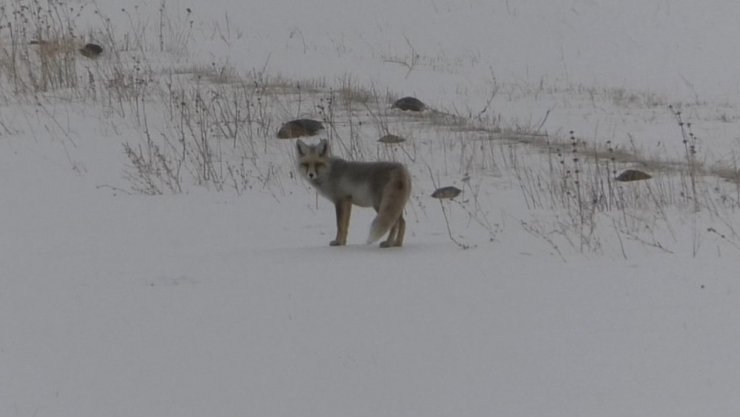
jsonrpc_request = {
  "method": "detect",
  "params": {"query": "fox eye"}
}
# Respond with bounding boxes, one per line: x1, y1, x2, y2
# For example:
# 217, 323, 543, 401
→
300, 163, 309, 170
315, 163, 326, 170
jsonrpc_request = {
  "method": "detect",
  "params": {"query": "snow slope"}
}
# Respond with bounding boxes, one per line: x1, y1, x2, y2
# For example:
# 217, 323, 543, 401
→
3, 146, 740, 416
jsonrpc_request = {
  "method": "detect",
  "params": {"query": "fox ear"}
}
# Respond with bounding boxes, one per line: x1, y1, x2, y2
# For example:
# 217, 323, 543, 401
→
296, 139, 308, 156
318, 139, 330, 156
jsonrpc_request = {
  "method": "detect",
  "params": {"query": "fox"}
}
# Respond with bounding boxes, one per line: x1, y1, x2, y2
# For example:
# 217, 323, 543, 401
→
295, 138, 412, 248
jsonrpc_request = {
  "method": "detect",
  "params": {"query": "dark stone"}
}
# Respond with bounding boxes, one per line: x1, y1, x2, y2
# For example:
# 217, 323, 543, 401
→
79, 43, 103, 58
276, 119, 325, 139
615, 169, 652, 182
391, 97, 426, 112
377, 134, 406, 144
431, 186, 462, 200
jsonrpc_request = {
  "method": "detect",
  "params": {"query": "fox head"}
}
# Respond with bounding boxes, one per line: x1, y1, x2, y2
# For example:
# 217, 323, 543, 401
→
296, 139, 330, 180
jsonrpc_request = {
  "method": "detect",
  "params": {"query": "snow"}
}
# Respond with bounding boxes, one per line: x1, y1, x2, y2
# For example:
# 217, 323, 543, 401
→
1, 0, 740, 416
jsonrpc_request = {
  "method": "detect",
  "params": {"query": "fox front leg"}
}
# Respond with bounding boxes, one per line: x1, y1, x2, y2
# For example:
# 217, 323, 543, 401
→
330, 198, 352, 246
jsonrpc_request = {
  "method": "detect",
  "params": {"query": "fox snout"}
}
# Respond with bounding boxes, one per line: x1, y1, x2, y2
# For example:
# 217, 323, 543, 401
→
298, 161, 326, 180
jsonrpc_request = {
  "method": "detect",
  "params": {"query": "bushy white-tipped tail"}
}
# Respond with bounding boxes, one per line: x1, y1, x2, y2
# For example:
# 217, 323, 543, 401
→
366, 168, 411, 244
367, 216, 394, 244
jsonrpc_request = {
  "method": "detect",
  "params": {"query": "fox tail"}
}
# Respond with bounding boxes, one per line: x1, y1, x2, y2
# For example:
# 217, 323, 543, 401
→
367, 168, 411, 244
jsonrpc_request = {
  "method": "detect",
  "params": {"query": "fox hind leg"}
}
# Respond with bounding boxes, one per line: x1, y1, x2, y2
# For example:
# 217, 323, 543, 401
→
392, 215, 406, 247
379, 220, 398, 248
330, 198, 352, 246
379, 215, 405, 248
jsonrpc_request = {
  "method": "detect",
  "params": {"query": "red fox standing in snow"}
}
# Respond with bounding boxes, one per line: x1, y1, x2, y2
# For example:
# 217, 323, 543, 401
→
295, 139, 412, 248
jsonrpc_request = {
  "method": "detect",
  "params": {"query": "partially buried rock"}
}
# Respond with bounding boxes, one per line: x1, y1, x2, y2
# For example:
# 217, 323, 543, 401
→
377, 134, 406, 144
79, 43, 103, 59
391, 96, 425, 112
615, 169, 652, 182
431, 186, 462, 200
276, 119, 324, 139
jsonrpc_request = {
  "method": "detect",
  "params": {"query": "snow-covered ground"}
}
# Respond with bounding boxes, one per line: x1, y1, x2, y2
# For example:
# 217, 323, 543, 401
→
2, 0, 740, 416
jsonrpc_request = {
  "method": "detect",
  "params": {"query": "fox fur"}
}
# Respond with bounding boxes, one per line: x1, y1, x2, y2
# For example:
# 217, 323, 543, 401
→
295, 139, 411, 247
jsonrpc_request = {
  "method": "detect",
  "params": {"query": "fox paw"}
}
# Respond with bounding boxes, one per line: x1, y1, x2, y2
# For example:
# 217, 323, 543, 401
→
330, 240, 345, 246
379, 241, 399, 248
